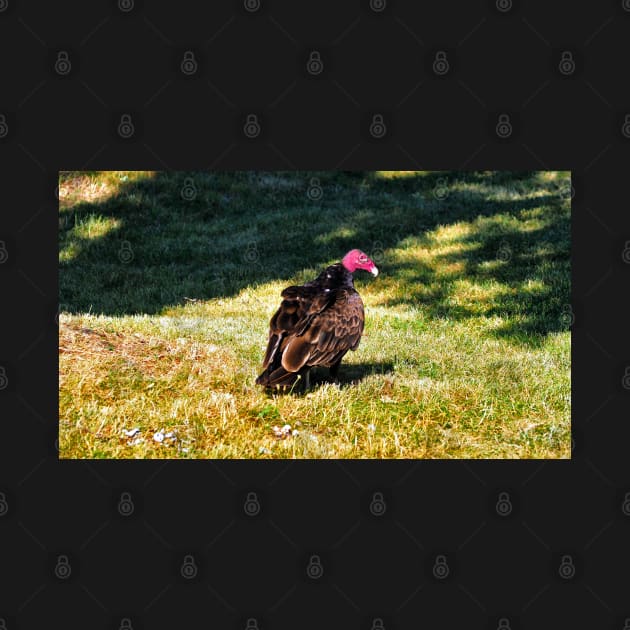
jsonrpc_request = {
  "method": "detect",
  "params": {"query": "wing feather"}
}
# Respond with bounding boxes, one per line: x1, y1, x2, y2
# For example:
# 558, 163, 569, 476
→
300, 289, 365, 367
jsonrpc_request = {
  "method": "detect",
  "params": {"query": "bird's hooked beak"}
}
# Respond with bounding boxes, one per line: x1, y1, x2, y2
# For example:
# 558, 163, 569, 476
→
370, 265, 379, 277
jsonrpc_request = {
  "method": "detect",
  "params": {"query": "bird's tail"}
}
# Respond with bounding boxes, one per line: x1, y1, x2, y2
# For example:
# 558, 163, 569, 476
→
256, 365, 300, 388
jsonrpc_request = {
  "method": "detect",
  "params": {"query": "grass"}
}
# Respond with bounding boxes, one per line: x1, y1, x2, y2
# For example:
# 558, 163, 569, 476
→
59, 170, 571, 459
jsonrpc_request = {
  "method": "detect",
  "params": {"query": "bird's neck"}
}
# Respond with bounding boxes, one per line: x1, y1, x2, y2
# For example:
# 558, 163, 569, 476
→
316, 263, 354, 289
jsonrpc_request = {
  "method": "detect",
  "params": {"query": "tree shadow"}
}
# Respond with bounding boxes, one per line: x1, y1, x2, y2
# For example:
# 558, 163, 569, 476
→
379, 195, 570, 344
59, 170, 570, 345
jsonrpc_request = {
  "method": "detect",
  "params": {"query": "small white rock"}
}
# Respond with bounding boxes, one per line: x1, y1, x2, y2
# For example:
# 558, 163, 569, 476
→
272, 424, 293, 439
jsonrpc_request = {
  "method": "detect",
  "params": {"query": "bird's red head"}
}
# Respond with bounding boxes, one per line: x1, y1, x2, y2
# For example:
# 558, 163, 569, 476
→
341, 249, 379, 276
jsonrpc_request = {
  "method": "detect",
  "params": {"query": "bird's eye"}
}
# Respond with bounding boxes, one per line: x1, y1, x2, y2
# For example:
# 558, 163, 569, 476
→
359, 255, 367, 262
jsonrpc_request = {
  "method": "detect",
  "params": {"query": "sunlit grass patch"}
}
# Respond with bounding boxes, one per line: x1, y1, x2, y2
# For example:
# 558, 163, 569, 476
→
59, 171, 155, 211
374, 171, 421, 179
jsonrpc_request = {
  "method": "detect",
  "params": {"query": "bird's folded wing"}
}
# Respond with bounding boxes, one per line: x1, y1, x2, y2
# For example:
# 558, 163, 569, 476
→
280, 290, 365, 372
262, 286, 335, 369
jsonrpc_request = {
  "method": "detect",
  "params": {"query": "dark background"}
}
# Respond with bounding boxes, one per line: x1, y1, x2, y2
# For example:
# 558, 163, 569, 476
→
1, 0, 629, 628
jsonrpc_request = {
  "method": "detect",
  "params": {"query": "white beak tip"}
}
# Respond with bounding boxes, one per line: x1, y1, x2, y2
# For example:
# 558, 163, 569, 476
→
371, 267, 379, 277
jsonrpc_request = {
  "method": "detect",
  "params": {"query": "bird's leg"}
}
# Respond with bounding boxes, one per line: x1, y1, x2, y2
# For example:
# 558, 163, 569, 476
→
303, 368, 311, 392
329, 360, 342, 384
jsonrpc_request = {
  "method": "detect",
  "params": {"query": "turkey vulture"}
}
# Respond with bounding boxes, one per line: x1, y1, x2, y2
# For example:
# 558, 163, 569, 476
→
256, 249, 378, 390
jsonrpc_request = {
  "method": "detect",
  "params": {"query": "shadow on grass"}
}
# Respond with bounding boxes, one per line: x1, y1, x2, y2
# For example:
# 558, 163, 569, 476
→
59, 170, 570, 346
313, 361, 395, 388
260, 361, 395, 396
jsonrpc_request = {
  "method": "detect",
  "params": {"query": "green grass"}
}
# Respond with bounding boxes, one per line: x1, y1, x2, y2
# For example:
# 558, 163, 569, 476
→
59, 170, 571, 459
